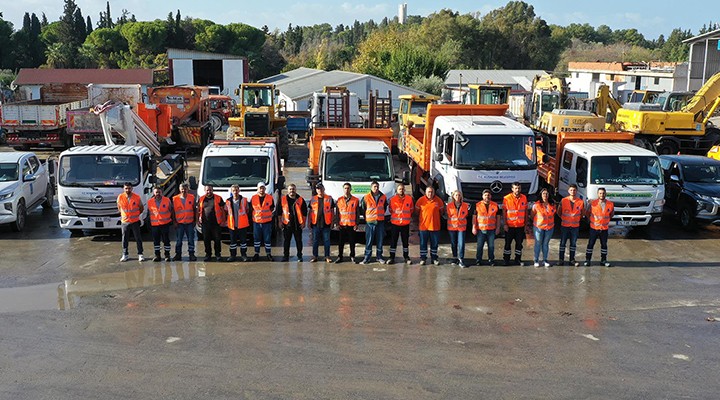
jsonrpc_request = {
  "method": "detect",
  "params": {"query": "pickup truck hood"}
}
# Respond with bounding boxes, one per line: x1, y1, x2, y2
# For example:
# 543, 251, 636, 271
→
684, 182, 720, 198
0, 181, 20, 195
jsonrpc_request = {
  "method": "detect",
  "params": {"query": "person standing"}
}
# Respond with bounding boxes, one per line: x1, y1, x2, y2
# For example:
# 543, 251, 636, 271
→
502, 182, 528, 266
198, 185, 226, 262
148, 186, 173, 262
531, 188, 556, 268
447, 190, 470, 268
117, 182, 145, 262
278, 183, 307, 262
359, 180, 388, 265
386, 184, 413, 265
335, 182, 359, 264
226, 184, 250, 262
308, 182, 334, 263
173, 183, 197, 261
251, 182, 275, 261
557, 184, 584, 267
472, 189, 499, 266
585, 187, 615, 267
415, 186, 444, 265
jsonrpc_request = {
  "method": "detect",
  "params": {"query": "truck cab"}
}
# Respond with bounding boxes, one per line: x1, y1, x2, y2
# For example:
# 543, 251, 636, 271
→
429, 116, 538, 202
0, 151, 54, 232
196, 141, 284, 230
57, 145, 184, 233
555, 142, 665, 226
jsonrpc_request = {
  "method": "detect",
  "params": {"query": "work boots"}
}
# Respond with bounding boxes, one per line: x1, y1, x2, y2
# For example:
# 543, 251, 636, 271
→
164, 251, 171, 262
189, 252, 197, 261
153, 252, 162, 262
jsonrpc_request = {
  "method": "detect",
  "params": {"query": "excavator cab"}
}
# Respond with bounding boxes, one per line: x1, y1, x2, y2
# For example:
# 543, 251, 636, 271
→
227, 83, 289, 160
466, 84, 511, 106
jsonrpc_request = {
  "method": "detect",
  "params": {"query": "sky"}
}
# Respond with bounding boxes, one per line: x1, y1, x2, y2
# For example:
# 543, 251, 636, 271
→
1, 0, 714, 39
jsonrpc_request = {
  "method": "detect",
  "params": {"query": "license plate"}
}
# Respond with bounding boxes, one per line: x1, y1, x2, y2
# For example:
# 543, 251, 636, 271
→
88, 217, 111, 222
616, 220, 638, 226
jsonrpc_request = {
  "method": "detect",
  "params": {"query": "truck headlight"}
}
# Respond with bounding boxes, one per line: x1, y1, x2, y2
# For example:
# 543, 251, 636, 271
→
652, 199, 665, 213
0, 191, 14, 201
60, 205, 77, 216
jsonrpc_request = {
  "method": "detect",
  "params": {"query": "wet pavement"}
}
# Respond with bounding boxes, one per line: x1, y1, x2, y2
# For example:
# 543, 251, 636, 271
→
1, 143, 720, 398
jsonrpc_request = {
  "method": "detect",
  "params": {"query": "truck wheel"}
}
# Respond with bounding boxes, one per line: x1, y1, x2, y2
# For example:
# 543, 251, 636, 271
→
42, 183, 54, 209
679, 205, 696, 230
69, 229, 84, 237
278, 127, 290, 160
655, 140, 678, 155
210, 114, 223, 132
11, 201, 26, 232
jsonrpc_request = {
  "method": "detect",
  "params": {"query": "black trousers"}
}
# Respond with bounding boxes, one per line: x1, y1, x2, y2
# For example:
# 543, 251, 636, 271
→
229, 227, 248, 257
389, 224, 410, 258
283, 227, 303, 257
503, 226, 525, 262
586, 229, 609, 261
202, 222, 222, 257
337, 225, 356, 258
151, 223, 171, 255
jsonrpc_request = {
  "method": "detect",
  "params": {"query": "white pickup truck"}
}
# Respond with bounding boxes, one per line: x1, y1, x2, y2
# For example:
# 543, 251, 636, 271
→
0, 151, 55, 232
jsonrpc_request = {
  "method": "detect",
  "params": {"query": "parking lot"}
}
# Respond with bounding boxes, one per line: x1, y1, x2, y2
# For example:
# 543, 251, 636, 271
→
1, 144, 720, 398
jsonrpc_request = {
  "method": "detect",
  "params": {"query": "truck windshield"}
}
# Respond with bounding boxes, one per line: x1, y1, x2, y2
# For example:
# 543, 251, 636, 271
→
410, 102, 429, 115
243, 88, 272, 107
682, 164, 720, 183
202, 156, 269, 187
541, 93, 560, 113
591, 156, 663, 185
59, 155, 140, 187
0, 163, 19, 182
455, 135, 536, 170
325, 152, 392, 181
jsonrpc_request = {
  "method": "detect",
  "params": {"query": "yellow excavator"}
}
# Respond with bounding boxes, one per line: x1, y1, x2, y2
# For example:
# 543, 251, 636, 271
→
615, 71, 720, 154
464, 83, 511, 106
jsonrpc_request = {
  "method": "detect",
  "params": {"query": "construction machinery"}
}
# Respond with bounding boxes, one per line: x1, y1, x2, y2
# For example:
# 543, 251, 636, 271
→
144, 86, 215, 151
464, 83, 511, 106
226, 83, 289, 160
615, 71, 720, 154
394, 93, 439, 155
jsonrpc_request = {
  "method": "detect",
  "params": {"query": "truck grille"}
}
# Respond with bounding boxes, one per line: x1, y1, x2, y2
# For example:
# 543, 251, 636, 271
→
612, 201, 651, 214
460, 182, 531, 203
66, 197, 121, 217
244, 113, 270, 136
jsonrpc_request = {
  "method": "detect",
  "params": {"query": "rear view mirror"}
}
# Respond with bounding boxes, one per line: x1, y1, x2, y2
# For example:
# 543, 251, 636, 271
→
669, 174, 680, 182
577, 182, 586, 188
434, 153, 444, 162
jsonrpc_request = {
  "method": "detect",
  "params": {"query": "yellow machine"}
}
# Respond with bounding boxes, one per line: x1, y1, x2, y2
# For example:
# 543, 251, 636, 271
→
709, 145, 720, 160
525, 75, 566, 128
465, 84, 511, 105
398, 94, 439, 128
626, 89, 663, 104
227, 83, 289, 160
616, 71, 720, 154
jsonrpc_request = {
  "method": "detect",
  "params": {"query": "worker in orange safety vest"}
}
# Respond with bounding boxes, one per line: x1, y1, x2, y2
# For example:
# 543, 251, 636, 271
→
147, 186, 173, 262
172, 183, 196, 261
198, 185, 226, 262
277, 183, 307, 262
334, 182, 359, 264
472, 189, 500, 266
502, 182, 528, 266
117, 182, 145, 262
386, 183, 414, 265
251, 182, 275, 261
584, 187, 615, 267
226, 184, 251, 262
557, 184, 584, 267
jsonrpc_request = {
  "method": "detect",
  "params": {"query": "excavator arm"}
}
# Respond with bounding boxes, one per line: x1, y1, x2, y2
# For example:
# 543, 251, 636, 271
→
681, 71, 720, 124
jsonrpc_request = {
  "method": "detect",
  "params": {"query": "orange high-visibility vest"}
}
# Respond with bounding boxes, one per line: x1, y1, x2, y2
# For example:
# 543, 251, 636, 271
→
533, 202, 556, 230
389, 195, 413, 226
198, 194, 226, 225
474, 201, 499, 231
173, 193, 195, 224
281, 195, 305, 226
336, 196, 358, 227
309, 195, 333, 225
447, 201, 470, 231
148, 196, 172, 226
364, 192, 387, 223
226, 196, 249, 229
589, 199, 614, 231
117, 192, 142, 224
503, 193, 528, 228
560, 197, 584, 228
251, 194, 274, 224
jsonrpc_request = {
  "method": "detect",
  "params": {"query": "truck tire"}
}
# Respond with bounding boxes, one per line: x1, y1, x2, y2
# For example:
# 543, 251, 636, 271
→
11, 201, 26, 232
278, 127, 290, 161
655, 139, 678, 155
210, 114, 224, 132
42, 183, 54, 209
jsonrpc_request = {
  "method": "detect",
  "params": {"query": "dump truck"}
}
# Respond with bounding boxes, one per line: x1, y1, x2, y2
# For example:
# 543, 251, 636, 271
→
145, 85, 215, 150
537, 131, 665, 227
615, 71, 720, 154
400, 104, 538, 202
226, 83, 289, 160
1, 83, 88, 150
67, 84, 144, 146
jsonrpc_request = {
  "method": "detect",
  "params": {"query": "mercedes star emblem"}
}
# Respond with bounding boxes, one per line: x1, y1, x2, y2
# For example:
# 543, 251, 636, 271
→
490, 181, 503, 193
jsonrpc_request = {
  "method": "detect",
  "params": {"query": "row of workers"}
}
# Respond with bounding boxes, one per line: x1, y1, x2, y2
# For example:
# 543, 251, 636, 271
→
116, 180, 615, 267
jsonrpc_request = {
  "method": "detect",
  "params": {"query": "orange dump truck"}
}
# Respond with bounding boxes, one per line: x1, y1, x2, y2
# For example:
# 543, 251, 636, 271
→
399, 103, 539, 202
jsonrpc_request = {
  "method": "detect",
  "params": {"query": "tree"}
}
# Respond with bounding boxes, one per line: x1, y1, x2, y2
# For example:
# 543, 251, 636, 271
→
659, 28, 692, 62
98, 1, 113, 29
410, 75, 445, 95
0, 14, 14, 69
86, 16, 93, 35
119, 21, 168, 67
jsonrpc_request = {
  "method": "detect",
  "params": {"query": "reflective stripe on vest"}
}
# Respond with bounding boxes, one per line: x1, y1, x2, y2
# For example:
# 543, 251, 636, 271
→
310, 195, 333, 225
560, 197, 584, 228
533, 202, 556, 230
336, 196, 358, 227
590, 199, 614, 231
475, 201, 498, 231
251, 194, 274, 224
503, 194, 527, 228
117, 193, 142, 224
281, 195, 305, 226
173, 194, 195, 224
389, 195, 413, 226
148, 196, 172, 226
364, 193, 387, 222
447, 201, 470, 231
199, 194, 225, 225
226, 197, 249, 229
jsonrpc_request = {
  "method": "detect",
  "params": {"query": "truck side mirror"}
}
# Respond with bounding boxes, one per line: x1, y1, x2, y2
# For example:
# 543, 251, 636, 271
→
541, 154, 549, 164
434, 153, 444, 162
149, 175, 157, 184
577, 182, 586, 188
234, 88, 240, 96
277, 175, 286, 190
402, 170, 410, 185
275, 89, 280, 96
669, 174, 680, 182
189, 176, 198, 191
24, 174, 37, 182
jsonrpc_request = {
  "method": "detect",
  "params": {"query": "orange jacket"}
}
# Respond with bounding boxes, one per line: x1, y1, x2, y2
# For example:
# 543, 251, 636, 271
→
503, 193, 528, 228
173, 194, 195, 224
447, 201, 470, 231
251, 194, 274, 224
226, 196, 250, 229
532, 202, 556, 230
336, 195, 359, 227
363, 192, 387, 223
388, 195, 413, 226
589, 199, 614, 231
415, 195, 444, 231
117, 192, 143, 224
309, 195, 333, 226
198, 194, 226, 225
559, 197, 584, 228
281, 195, 305, 227
148, 196, 172, 226
474, 201, 499, 231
